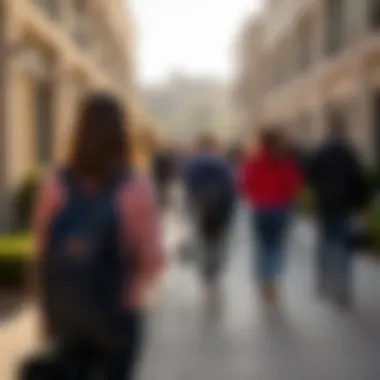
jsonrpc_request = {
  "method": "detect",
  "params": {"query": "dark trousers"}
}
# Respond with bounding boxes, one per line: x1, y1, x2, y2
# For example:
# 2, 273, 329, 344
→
316, 214, 353, 301
196, 204, 235, 286
58, 311, 145, 380
198, 225, 231, 286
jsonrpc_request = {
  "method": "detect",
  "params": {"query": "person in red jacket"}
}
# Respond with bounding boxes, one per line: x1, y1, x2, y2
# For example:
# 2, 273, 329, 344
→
238, 128, 302, 306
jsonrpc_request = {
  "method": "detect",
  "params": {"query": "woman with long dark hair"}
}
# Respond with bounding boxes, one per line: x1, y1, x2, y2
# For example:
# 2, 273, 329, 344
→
32, 93, 164, 379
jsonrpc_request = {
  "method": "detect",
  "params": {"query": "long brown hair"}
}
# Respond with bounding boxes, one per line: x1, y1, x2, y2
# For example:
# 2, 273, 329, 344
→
69, 92, 130, 182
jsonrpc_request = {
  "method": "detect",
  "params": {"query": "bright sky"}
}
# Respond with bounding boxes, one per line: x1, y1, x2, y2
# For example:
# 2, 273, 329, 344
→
129, 0, 262, 85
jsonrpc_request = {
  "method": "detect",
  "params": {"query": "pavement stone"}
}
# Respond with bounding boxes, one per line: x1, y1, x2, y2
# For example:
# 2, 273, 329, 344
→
138, 210, 380, 380
1, 210, 380, 380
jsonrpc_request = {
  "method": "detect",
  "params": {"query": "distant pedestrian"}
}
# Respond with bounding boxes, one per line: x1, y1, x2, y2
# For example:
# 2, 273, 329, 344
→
31, 93, 164, 380
285, 138, 309, 178
152, 144, 176, 210
238, 127, 302, 306
308, 113, 368, 308
226, 142, 244, 171
182, 133, 236, 313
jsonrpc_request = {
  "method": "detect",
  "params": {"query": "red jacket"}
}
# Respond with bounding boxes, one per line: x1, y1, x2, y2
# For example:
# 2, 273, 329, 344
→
238, 150, 302, 209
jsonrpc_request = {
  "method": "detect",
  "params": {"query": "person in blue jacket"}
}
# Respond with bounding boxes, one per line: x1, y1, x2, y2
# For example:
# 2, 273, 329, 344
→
182, 133, 236, 312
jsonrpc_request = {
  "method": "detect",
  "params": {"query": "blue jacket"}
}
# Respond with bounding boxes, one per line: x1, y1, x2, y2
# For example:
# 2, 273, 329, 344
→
182, 154, 236, 210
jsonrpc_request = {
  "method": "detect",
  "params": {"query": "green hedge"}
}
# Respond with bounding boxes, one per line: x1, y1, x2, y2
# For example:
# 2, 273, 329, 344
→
0, 234, 30, 256
3, 168, 42, 289
0, 234, 31, 290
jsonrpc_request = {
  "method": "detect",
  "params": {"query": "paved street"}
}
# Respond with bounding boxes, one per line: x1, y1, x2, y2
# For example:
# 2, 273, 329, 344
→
139, 210, 380, 380
1, 209, 380, 379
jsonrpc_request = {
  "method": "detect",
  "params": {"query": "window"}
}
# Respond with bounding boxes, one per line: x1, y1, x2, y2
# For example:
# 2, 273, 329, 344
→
34, 0, 60, 19
73, 23, 91, 49
276, 47, 287, 86
270, 53, 278, 88
71, 0, 90, 48
270, 49, 285, 89
283, 43, 294, 82
298, 19, 313, 72
73, 0, 86, 14
369, 0, 380, 27
35, 81, 53, 164
326, 0, 345, 54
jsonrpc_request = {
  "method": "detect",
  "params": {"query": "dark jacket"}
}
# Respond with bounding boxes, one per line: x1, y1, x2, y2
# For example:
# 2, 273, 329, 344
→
182, 154, 236, 236
183, 155, 235, 205
308, 139, 368, 215
288, 145, 309, 177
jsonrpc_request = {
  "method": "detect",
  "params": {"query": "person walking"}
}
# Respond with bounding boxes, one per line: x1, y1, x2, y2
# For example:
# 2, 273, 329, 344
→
31, 93, 165, 379
151, 143, 176, 210
308, 114, 368, 309
226, 142, 244, 171
182, 133, 236, 312
238, 127, 302, 306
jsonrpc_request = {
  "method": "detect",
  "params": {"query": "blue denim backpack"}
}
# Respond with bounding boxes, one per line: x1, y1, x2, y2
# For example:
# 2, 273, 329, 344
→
41, 168, 130, 349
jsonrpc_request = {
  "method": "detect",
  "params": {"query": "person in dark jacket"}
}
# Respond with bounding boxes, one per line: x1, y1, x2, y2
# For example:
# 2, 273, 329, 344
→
286, 140, 309, 178
308, 114, 368, 308
182, 133, 236, 313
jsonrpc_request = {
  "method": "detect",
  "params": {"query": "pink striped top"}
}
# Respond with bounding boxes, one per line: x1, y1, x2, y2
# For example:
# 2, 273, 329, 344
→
32, 170, 165, 309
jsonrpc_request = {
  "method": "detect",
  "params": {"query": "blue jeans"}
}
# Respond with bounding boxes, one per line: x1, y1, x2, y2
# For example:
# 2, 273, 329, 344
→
252, 209, 289, 284
317, 214, 352, 299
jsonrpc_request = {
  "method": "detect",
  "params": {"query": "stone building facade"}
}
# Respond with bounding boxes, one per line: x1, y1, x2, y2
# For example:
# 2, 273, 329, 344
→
0, 0, 133, 230
236, 0, 380, 157
235, 15, 266, 137
142, 74, 234, 144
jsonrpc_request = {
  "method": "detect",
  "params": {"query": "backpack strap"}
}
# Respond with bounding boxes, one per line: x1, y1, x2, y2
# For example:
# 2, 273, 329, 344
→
57, 167, 130, 236
57, 166, 130, 199
108, 167, 130, 190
